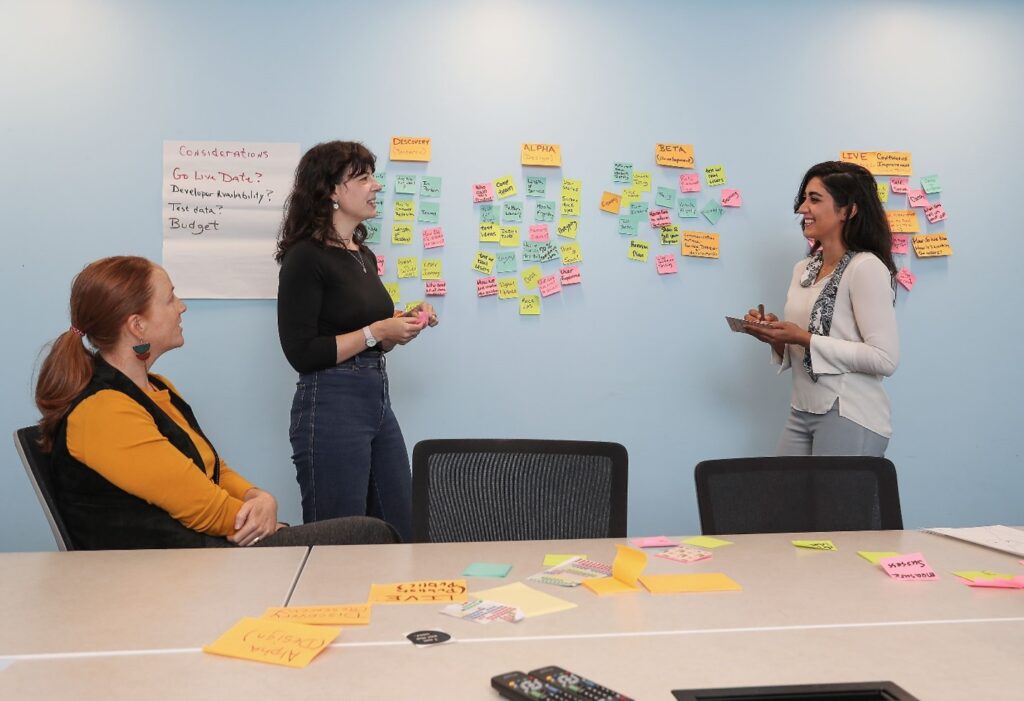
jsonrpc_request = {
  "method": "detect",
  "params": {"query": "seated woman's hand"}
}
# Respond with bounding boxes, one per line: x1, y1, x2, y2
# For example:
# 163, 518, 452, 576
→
229, 489, 279, 546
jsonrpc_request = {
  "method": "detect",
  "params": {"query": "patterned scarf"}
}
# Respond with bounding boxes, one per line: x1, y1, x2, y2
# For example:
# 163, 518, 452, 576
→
800, 250, 853, 382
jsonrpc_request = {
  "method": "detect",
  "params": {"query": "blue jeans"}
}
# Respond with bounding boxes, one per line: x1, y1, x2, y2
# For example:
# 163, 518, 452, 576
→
288, 351, 412, 541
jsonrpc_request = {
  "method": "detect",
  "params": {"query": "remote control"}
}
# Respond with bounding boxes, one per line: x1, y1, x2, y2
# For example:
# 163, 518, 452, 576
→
529, 665, 633, 701
491, 671, 581, 700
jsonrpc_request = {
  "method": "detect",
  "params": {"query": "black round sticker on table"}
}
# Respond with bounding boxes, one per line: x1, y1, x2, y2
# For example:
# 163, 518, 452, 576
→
406, 630, 452, 646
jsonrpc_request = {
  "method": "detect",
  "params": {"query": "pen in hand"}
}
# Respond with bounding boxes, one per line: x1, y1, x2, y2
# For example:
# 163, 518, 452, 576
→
758, 304, 765, 322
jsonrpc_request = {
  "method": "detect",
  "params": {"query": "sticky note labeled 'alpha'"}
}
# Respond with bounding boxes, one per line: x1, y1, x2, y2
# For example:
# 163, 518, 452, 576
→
203, 617, 340, 668
521, 143, 561, 167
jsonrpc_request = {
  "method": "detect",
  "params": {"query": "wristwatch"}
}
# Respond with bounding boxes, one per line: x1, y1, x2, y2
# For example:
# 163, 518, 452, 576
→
362, 325, 378, 348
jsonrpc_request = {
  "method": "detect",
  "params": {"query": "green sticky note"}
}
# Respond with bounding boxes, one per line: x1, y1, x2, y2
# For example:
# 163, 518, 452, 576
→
702, 201, 724, 226
857, 551, 899, 565
463, 562, 513, 578
535, 200, 556, 222
371, 195, 384, 219
792, 540, 837, 551
374, 172, 387, 191
363, 220, 381, 243
678, 197, 698, 218
683, 536, 732, 549
613, 162, 633, 184
503, 201, 524, 223
543, 554, 586, 567
495, 250, 517, 273
630, 201, 649, 216
395, 174, 417, 195
418, 201, 440, 224
479, 203, 500, 224
618, 214, 639, 236
655, 186, 676, 208
920, 175, 942, 194
526, 176, 547, 198
420, 175, 442, 198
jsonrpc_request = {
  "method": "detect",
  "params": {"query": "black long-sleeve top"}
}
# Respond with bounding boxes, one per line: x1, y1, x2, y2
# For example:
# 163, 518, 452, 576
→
277, 238, 395, 374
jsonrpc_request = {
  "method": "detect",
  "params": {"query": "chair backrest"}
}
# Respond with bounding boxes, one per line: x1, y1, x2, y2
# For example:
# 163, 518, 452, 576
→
694, 456, 903, 535
14, 426, 74, 550
412, 439, 628, 543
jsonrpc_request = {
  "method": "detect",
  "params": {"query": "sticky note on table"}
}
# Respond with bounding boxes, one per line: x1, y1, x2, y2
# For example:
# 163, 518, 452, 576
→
471, 582, 576, 618
792, 540, 837, 551
656, 544, 712, 564
879, 553, 939, 581
582, 544, 647, 595
369, 579, 469, 604
630, 536, 677, 548
952, 570, 1016, 582
858, 551, 900, 565
544, 554, 586, 567
262, 604, 370, 626
203, 617, 340, 668
463, 563, 513, 578
683, 536, 733, 548
639, 573, 742, 594
965, 577, 1024, 589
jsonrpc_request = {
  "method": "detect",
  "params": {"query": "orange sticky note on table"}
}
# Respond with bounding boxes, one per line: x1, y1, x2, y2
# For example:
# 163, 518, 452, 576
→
521, 143, 561, 167
639, 573, 742, 594
582, 544, 646, 595
389, 136, 431, 162
600, 191, 622, 214
203, 617, 340, 668
369, 579, 469, 604
262, 604, 370, 626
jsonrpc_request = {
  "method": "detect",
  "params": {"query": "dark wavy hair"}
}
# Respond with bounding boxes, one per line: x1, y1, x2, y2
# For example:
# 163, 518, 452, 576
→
275, 141, 376, 263
795, 161, 896, 275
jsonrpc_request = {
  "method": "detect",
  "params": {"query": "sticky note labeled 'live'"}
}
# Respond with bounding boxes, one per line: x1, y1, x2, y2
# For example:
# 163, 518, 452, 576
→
203, 617, 340, 668
879, 553, 939, 581
369, 579, 469, 604
638, 573, 742, 594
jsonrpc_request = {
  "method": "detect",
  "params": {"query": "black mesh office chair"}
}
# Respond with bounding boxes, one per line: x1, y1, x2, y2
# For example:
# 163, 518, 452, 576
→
14, 426, 74, 550
694, 456, 903, 535
412, 439, 628, 543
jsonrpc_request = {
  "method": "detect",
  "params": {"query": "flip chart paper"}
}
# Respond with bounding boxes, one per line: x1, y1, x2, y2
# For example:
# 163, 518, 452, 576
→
203, 617, 340, 668
369, 580, 469, 604
390, 136, 431, 162
262, 605, 370, 626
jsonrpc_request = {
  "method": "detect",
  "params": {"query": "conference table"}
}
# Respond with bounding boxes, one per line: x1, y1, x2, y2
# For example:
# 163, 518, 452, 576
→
1, 530, 1021, 699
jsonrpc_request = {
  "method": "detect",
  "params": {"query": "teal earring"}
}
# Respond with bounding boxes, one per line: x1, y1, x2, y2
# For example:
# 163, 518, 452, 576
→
133, 342, 151, 361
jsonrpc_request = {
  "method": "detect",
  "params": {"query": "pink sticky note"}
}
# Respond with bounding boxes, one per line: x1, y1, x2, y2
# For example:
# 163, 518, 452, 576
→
720, 189, 742, 207
417, 311, 430, 327
880, 552, 938, 581
425, 280, 446, 297
529, 224, 550, 242
923, 203, 947, 224
891, 235, 909, 255
890, 177, 909, 194
472, 182, 495, 203
655, 254, 678, 275
896, 267, 916, 291
630, 536, 676, 548
648, 208, 671, 228
679, 173, 701, 193
476, 276, 497, 297
376, 255, 385, 276
422, 227, 445, 249
560, 266, 581, 286
907, 189, 929, 208
966, 577, 1024, 589
538, 274, 561, 297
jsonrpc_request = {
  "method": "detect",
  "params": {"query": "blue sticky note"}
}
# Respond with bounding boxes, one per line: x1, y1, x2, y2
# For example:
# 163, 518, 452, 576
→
535, 200, 556, 222
495, 250, 517, 273
395, 174, 417, 195
371, 195, 384, 219
526, 176, 547, 198
463, 562, 513, 578
418, 201, 440, 224
374, 172, 387, 192
630, 201, 649, 216
920, 175, 942, 194
613, 162, 633, 184
618, 215, 640, 236
503, 201, 524, 223
480, 204, 500, 224
420, 175, 442, 198
702, 201, 724, 226
678, 197, 698, 218
655, 187, 676, 208
364, 220, 381, 243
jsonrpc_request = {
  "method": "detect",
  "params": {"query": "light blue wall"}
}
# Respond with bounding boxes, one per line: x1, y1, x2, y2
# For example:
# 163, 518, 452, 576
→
3, 0, 1021, 552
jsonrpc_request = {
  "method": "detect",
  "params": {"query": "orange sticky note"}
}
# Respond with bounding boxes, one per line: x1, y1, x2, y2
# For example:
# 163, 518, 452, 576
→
886, 210, 921, 234
582, 544, 647, 595
600, 191, 622, 214
521, 143, 562, 167
638, 573, 742, 594
262, 604, 370, 626
389, 136, 431, 162
911, 233, 953, 257
681, 231, 720, 259
655, 143, 695, 168
838, 151, 912, 176
369, 579, 468, 604
203, 617, 340, 668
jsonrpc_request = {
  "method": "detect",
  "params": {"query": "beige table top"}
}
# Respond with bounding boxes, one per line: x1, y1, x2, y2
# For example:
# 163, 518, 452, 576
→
0, 546, 308, 655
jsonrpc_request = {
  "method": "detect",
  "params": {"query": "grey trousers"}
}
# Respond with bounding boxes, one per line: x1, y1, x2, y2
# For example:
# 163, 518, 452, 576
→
204, 515, 400, 548
776, 401, 889, 457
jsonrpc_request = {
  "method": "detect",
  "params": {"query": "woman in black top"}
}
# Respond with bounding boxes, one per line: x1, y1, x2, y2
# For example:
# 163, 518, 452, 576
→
276, 141, 437, 541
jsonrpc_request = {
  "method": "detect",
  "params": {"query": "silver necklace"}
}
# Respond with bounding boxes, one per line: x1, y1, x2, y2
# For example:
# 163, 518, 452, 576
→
335, 238, 367, 273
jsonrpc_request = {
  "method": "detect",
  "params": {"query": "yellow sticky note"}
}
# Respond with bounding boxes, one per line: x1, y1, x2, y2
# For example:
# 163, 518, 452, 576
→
912, 233, 953, 257
262, 604, 370, 626
952, 570, 1016, 582
404, 301, 424, 313
495, 175, 517, 199
557, 217, 579, 239
612, 544, 647, 587
639, 573, 742, 594
473, 251, 496, 275
560, 242, 583, 265
498, 277, 520, 299
655, 143, 695, 168
600, 191, 622, 214
628, 239, 649, 262
368, 580, 468, 605
857, 551, 900, 565
704, 165, 727, 187
383, 282, 400, 304
499, 225, 521, 247
521, 143, 561, 167
681, 231, 720, 259
544, 554, 586, 567
396, 257, 419, 279
621, 187, 642, 208
391, 223, 413, 245
683, 536, 733, 549
660, 224, 680, 245
632, 170, 652, 192
886, 210, 921, 233
839, 150, 912, 176
203, 617, 340, 668
582, 577, 640, 596
561, 195, 581, 217
519, 295, 540, 315
792, 540, 837, 551
472, 582, 576, 618
393, 199, 415, 221
479, 221, 500, 243
389, 136, 431, 162
521, 265, 542, 290
421, 259, 442, 280
561, 178, 582, 196
876, 183, 889, 203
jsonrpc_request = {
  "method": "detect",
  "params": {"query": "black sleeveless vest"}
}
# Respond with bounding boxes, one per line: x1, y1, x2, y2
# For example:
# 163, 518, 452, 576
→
51, 356, 228, 550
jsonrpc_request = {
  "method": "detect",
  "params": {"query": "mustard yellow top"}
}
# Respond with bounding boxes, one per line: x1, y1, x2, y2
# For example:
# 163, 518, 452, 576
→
65, 375, 255, 537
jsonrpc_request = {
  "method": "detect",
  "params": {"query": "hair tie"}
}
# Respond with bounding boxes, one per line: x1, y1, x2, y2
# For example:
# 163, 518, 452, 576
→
70, 326, 85, 337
